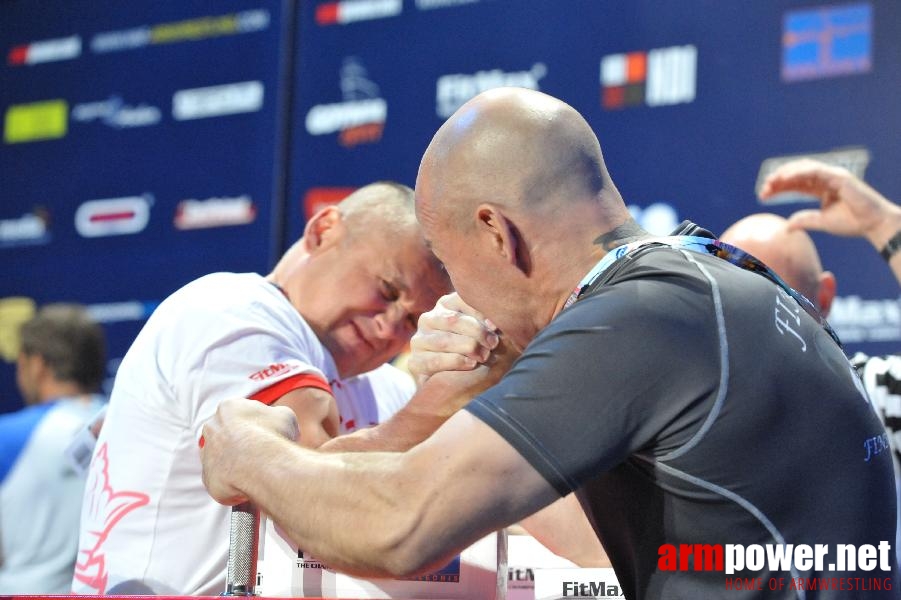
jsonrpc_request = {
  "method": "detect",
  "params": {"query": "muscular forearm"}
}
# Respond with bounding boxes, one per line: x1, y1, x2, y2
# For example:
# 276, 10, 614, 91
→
237, 432, 435, 577
203, 403, 558, 580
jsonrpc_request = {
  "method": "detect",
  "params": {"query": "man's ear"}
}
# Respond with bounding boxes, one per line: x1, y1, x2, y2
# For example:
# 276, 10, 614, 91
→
476, 204, 531, 275
303, 206, 345, 253
18, 352, 48, 385
817, 270, 837, 318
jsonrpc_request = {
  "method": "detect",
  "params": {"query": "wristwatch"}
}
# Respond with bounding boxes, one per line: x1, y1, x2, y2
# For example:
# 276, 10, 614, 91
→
881, 230, 901, 261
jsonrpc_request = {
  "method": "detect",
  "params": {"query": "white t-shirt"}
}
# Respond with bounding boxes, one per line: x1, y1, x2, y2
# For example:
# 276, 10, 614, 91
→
0, 395, 106, 593
333, 363, 414, 434
72, 273, 340, 595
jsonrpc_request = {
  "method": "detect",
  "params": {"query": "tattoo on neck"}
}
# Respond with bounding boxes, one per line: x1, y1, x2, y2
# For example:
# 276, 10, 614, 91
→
593, 221, 649, 250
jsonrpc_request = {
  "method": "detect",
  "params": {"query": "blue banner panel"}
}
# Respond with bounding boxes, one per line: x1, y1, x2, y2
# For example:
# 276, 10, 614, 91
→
286, 0, 901, 360
0, 0, 291, 413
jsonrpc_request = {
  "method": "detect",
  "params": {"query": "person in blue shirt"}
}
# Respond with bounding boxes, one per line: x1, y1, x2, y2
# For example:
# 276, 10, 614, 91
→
0, 304, 106, 593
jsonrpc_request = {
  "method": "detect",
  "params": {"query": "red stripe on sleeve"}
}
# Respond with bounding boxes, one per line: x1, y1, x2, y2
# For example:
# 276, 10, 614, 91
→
250, 372, 333, 405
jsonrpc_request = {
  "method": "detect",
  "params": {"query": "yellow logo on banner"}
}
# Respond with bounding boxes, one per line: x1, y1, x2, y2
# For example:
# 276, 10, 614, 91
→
4, 99, 68, 144
151, 15, 239, 44
0, 297, 36, 362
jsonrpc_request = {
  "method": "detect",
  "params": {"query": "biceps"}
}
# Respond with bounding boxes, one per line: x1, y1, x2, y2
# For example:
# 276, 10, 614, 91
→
273, 387, 339, 448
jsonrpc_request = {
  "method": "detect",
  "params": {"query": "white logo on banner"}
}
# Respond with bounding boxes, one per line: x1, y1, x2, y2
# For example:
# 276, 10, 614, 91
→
72, 97, 161, 128
174, 195, 257, 230
756, 147, 871, 204
75, 195, 153, 238
172, 81, 264, 121
830, 296, 901, 344
305, 57, 386, 144
436, 63, 547, 118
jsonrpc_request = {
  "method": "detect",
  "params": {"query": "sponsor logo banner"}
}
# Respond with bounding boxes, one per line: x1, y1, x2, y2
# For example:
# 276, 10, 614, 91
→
0, 210, 51, 248
85, 301, 160, 324
756, 147, 870, 204
436, 63, 546, 119
415, 0, 480, 9
303, 187, 357, 220
534, 568, 625, 599
71, 96, 162, 129
830, 295, 901, 344
305, 99, 385, 135
315, 0, 402, 26
782, 2, 871, 82
90, 9, 269, 54
305, 58, 385, 147
4, 99, 68, 144
172, 81, 264, 121
7, 35, 81, 66
74, 194, 153, 238
174, 195, 257, 230
600, 45, 697, 110
0, 297, 37, 362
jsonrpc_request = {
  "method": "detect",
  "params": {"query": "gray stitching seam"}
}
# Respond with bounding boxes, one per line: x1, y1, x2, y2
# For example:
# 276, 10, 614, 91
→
659, 250, 729, 462
635, 455, 805, 600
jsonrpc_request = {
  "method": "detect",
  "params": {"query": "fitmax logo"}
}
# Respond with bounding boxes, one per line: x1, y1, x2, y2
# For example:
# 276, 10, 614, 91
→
562, 580, 622, 597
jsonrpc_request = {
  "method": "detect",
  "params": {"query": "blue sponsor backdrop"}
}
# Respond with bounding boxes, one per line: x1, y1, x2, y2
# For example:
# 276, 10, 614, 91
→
1, 0, 293, 410
2, 0, 900, 413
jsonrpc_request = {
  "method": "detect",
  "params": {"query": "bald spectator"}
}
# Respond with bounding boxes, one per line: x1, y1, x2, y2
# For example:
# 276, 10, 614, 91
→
720, 213, 836, 315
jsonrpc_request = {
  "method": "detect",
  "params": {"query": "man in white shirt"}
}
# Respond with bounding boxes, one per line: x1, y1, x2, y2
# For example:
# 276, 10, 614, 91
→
72, 182, 449, 595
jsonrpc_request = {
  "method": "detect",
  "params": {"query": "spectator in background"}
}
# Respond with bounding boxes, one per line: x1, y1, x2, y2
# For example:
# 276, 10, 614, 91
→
753, 157, 901, 460
71, 182, 450, 595
722, 157, 901, 559
0, 304, 107, 594
719, 213, 836, 315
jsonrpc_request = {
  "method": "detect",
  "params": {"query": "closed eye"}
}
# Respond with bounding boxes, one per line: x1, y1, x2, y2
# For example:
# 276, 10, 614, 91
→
380, 279, 400, 302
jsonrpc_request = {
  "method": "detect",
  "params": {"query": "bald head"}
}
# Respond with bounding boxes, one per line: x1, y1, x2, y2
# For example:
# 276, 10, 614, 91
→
720, 213, 836, 315
417, 87, 624, 231
414, 88, 642, 348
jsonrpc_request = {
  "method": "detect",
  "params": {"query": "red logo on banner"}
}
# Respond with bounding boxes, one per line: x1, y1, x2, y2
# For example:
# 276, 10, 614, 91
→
303, 187, 357, 220
316, 2, 340, 24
